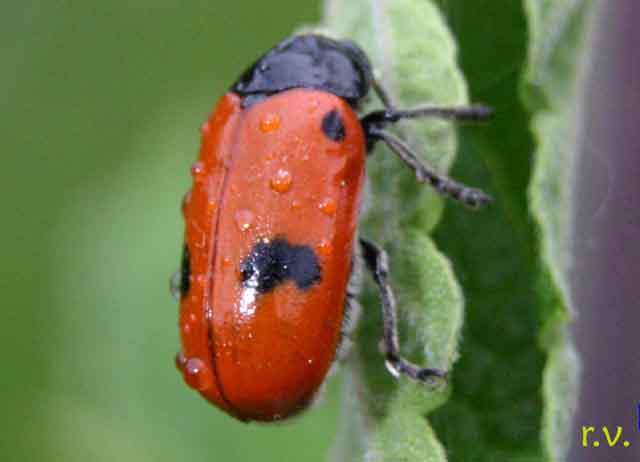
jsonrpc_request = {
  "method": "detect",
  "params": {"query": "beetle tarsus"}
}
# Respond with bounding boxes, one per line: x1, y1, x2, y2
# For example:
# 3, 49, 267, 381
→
386, 353, 448, 382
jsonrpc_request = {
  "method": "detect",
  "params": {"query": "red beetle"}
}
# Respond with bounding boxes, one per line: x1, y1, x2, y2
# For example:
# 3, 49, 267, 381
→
172, 34, 491, 422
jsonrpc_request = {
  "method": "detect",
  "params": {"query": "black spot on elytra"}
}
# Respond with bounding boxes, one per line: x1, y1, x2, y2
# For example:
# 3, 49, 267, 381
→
321, 110, 346, 142
180, 244, 191, 298
240, 238, 321, 294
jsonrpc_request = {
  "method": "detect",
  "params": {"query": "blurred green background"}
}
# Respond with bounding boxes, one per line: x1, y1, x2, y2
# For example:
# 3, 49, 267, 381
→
0, 1, 354, 461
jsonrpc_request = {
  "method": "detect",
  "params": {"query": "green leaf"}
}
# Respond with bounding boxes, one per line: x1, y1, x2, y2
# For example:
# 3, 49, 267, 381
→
323, 1, 470, 461
523, 1, 598, 460
324, 0, 597, 461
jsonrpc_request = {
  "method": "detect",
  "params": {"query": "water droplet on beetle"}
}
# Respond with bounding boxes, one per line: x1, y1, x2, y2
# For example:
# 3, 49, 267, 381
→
191, 161, 204, 179
184, 358, 214, 391
291, 199, 302, 210
270, 169, 292, 193
319, 198, 337, 215
235, 209, 254, 231
317, 240, 333, 256
259, 113, 280, 132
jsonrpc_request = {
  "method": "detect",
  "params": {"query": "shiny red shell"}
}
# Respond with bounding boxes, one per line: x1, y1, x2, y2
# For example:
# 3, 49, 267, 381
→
176, 89, 366, 421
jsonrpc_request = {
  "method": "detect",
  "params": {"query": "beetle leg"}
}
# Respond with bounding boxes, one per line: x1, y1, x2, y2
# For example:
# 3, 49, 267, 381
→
359, 237, 447, 383
366, 127, 492, 209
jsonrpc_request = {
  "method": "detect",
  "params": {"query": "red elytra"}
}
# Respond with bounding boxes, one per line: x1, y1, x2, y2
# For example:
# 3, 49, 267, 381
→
177, 90, 365, 421
173, 34, 492, 422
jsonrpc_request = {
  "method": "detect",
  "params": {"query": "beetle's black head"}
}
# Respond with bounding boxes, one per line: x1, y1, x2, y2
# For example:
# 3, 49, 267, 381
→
232, 34, 373, 108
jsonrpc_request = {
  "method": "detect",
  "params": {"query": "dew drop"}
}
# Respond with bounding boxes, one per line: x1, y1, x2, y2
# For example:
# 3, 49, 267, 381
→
222, 257, 233, 267
235, 209, 254, 231
307, 99, 319, 112
259, 113, 280, 132
319, 197, 337, 215
207, 200, 216, 212
191, 161, 204, 179
270, 169, 292, 193
184, 358, 214, 391
291, 199, 302, 210
317, 240, 333, 256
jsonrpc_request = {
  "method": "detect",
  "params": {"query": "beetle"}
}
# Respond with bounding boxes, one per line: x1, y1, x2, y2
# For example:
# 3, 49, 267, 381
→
172, 34, 491, 422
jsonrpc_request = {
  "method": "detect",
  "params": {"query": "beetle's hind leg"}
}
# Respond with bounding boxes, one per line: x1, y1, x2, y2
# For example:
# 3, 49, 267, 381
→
359, 237, 447, 383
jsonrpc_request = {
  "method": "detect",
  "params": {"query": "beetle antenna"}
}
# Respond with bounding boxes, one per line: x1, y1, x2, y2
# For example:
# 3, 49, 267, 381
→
371, 77, 396, 111
391, 104, 493, 121
367, 77, 493, 126
362, 104, 493, 128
